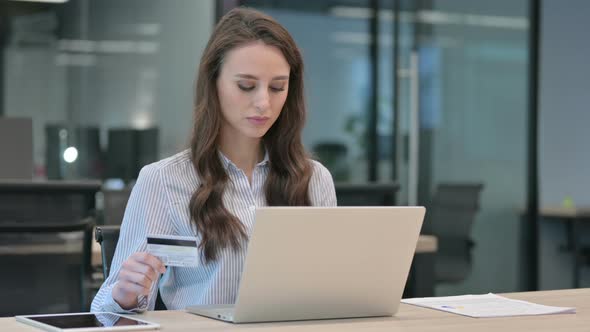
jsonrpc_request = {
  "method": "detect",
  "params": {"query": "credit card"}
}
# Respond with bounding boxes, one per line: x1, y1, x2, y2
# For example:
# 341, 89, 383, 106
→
146, 234, 199, 267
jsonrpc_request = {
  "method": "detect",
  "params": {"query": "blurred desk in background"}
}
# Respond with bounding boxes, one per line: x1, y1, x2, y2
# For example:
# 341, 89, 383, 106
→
539, 206, 590, 218
0, 180, 100, 223
539, 206, 590, 288
87, 234, 437, 268
416, 235, 437, 254
0, 180, 101, 315
406, 235, 438, 298
0, 235, 437, 265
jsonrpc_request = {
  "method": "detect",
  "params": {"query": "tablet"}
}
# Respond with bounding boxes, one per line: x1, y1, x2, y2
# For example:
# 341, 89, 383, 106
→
15, 312, 160, 332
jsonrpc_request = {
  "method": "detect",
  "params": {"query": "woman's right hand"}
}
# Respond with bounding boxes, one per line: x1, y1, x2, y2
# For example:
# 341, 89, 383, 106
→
112, 252, 166, 310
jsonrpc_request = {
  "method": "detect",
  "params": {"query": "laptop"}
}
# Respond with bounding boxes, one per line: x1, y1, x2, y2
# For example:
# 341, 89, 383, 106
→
186, 206, 425, 323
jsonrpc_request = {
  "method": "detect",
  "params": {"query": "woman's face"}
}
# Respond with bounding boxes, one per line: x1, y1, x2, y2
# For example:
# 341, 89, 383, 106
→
216, 41, 290, 142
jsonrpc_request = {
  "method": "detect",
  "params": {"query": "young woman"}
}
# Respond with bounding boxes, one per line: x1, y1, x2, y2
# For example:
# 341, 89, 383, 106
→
91, 7, 336, 312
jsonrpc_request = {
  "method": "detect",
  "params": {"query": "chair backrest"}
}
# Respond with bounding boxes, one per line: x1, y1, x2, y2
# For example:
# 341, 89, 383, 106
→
428, 183, 483, 237
313, 143, 349, 181
426, 183, 484, 284
94, 225, 121, 279
102, 188, 132, 225
0, 218, 95, 315
335, 182, 399, 206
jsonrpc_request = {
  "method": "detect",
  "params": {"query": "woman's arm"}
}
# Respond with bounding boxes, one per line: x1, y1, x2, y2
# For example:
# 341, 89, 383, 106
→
91, 163, 174, 313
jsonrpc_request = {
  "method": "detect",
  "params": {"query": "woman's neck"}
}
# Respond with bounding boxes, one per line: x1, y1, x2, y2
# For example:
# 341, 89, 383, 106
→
219, 132, 264, 180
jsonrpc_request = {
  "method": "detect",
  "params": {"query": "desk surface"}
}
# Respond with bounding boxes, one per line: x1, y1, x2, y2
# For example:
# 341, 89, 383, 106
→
1, 288, 588, 331
0, 179, 101, 192
415, 234, 437, 253
539, 206, 590, 219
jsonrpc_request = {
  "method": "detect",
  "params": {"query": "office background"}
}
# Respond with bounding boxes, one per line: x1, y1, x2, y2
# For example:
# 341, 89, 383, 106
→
0, 0, 588, 315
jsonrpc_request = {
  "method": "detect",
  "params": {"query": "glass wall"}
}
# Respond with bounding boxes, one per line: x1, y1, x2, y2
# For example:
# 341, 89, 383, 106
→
233, 2, 375, 183
236, 0, 531, 295
2, 0, 215, 181
2, 0, 532, 296
410, 0, 530, 295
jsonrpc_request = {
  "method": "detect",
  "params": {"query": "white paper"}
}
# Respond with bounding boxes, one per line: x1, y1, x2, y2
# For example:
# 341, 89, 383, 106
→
401, 293, 576, 318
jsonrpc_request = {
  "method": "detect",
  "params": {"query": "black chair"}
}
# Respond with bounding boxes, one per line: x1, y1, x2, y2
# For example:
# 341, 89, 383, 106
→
335, 182, 399, 206
102, 188, 132, 225
313, 142, 350, 181
95, 225, 167, 310
425, 183, 484, 284
95, 225, 121, 279
0, 218, 95, 315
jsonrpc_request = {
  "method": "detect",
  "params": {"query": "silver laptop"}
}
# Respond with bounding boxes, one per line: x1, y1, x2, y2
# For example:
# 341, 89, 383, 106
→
186, 206, 425, 323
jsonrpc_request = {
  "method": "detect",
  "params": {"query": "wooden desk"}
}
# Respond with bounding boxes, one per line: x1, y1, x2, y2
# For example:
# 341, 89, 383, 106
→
406, 235, 437, 298
0, 180, 100, 223
0, 240, 102, 266
1, 288, 588, 331
539, 206, 590, 219
416, 234, 437, 253
539, 206, 590, 288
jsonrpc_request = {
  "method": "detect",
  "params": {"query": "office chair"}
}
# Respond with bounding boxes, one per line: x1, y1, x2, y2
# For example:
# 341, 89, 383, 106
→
0, 218, 95, 315
335, 182, 399, 206
102, 188, 132, 225
313, 142, 350, 181
426, 183, 484, 284
95, 225, 167, 310
95, 225, 121, 279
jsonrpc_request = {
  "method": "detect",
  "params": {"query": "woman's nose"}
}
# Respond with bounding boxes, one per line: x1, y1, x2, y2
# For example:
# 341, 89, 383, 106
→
254, 89, 271, 112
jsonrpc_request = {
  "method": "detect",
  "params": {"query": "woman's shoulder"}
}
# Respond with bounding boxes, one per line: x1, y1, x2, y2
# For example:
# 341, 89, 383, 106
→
139, 149, 190, 172
137, 149, 198, 186
307, 159, 337, 206
152, 149, 192, 168
308, 158, 334, 183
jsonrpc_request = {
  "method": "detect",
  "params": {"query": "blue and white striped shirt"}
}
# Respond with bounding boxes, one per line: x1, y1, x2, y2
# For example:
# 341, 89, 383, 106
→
91, 149, 337, 312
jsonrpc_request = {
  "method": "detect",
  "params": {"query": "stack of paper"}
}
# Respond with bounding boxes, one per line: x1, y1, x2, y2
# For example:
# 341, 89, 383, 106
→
401, 293, 576, 318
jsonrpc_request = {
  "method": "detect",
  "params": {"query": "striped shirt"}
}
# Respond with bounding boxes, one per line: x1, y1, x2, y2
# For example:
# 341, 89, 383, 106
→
91, 149, 336, 313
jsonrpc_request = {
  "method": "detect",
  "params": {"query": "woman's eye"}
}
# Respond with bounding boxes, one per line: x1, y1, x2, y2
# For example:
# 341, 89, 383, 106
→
270, 86, 286, 92
238, 84, 255, 91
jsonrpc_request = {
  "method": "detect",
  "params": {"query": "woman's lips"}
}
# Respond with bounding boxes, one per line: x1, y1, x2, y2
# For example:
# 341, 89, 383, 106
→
247, 116, 269, 126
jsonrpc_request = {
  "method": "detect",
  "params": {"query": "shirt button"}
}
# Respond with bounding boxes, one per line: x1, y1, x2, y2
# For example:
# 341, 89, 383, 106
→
249, 205, 256, 212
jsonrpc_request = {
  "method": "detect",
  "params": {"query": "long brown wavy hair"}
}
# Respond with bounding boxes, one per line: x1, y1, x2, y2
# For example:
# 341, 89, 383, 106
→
189, 7, 313, 263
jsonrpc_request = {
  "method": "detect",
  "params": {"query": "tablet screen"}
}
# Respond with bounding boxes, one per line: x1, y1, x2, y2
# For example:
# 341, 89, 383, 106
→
24, 313, 151, 329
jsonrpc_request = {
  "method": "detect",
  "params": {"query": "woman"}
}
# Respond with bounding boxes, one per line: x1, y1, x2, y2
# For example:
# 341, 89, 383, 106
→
91, 7, 336, 312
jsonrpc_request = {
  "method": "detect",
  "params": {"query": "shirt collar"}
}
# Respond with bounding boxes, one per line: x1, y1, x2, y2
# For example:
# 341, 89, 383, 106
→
217, 149, 269, 172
